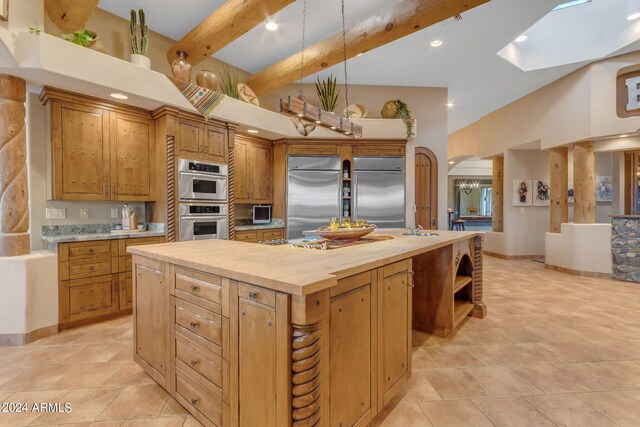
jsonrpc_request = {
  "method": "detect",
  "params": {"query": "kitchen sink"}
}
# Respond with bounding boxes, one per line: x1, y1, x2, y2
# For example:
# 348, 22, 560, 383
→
402, 232, 440, 237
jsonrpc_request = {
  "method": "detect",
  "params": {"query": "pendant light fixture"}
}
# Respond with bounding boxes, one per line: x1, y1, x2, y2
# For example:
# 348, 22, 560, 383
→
280, 0, 362, 137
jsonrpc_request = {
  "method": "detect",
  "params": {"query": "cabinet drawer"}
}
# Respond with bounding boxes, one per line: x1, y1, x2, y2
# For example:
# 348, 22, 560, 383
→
68, 242, 111, 258
175, 367, 223, 427
176, 332, 223, 390
175, 298, 222, 346
69, 275, 114, 320
261, 229, 284, 240
69, 259, 112, 280
235, 231, 258, 242
175, 267, 222, 305
238, 283, 276, 307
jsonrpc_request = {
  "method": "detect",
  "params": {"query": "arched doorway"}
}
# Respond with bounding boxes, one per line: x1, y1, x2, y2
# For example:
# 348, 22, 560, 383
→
415, 148, 438, 229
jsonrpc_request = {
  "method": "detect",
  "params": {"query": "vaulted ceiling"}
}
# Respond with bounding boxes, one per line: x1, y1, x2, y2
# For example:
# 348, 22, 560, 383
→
98, 0, 640, 133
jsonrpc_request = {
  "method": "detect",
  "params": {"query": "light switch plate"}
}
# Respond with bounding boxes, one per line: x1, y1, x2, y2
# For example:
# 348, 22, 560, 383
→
111, 208, 119, 219
45, 208, 66, 219
80, 208, 90, 219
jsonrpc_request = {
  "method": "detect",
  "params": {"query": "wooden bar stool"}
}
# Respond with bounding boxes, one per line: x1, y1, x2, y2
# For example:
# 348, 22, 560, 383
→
451, 219, 466, 231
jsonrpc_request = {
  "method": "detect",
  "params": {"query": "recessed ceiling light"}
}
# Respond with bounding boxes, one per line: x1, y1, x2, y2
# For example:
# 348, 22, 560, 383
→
628, 12, 640, 21
430, 40, 443, 47
330, 126, 337, 130
356, 53, 364, 57
110, 93, 128, 100
265, 22, 278, 31
620, 134, 629, 138
247, 129, 259, 134
449, 161, 455, 165
553, 0, 591, 11
446, 101, 455, 108
515, 35, 528, 43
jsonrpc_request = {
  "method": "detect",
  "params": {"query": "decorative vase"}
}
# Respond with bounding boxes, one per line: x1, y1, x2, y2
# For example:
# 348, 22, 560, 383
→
196, 70, 219, 91
86, 30, 105, 53
130, 53, 151, 70
381, 100, 399, 118
171, 51, 192, 84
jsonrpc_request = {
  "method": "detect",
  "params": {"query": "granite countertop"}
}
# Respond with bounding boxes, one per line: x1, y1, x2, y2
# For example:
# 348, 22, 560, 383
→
235, 218, 284, 231
41, 223, 166, 244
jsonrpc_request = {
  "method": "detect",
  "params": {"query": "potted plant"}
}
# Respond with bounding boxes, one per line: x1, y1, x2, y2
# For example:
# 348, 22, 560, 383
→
130, 9, 150, 69
315, 75, 339, 112
219, 67, 240, 99
63, 29, 103, 51
381, 99, 415, 139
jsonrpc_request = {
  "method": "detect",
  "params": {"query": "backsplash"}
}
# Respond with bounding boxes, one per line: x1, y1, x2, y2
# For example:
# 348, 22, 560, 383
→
42, 222, 166, 236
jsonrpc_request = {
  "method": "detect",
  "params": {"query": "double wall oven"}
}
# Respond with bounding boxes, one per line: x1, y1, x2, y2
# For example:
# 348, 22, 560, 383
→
178, 159, 229, 241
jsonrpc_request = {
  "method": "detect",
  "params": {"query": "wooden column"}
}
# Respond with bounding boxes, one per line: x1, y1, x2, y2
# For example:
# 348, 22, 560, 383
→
573, 141, 595, 224
492, 157, 504, 232
0, 75, 30, 256
549, 147, 569, 233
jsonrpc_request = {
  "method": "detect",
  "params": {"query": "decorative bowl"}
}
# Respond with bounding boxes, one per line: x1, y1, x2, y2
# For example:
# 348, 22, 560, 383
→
314, 226, 375, 241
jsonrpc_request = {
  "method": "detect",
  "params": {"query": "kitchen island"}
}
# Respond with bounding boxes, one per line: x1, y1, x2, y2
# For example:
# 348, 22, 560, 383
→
129, 230, 486, 427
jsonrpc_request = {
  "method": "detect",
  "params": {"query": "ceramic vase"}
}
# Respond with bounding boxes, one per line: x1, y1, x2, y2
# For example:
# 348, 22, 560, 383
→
130, 53, 151, 70
171, 51, 192, 84
380, 100, 399, 119
196, 70, 219, 91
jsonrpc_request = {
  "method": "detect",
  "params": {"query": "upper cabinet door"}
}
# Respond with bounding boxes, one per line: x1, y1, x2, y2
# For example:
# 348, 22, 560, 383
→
205, 126, 227, 163
178, 119, 202, 157
111, 113, 154, 200
234, 138, 249, 201
56, 103, 110, 200
250, 142, 273, 203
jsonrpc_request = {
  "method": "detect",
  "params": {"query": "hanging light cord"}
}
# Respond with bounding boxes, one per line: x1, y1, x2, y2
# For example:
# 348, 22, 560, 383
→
341, 0, 350, 113
299, 0, 307, 99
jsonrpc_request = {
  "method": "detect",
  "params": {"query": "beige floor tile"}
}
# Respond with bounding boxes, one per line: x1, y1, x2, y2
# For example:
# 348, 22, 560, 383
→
554, 362, 637, 391
594, 360, 640, 387
108, 345, 134, 363
525, 394, 618, 427
510, 364, 590, 393
420, 400, 493, 427
371, 399, 432, 427
472, 396, 555, 427
492, 327, 545, 343
61, 421, 124, 427
421, 346, 483, 368
393, 371, 441, 402
29, 328, 90, 346
459, 327, 514, 344
538, 341, 601, 362
51, 362, 126, 389
104, 363, 155, 387
421, 368, 490, 399
0, 369, 21, 387
0, 393, 12, 403
159, 397, 189, 416
0, 365, 72, 392
31, 386, 122, 425
64, 343, 127, 364
411, 348, 440, 370
96, 384, 169, 421
120, 415, 187, 426
0, 389, 67, 427
465, 366, 541, 396
73, 329, 133, 345
575, 391, 640, 427
182, 416, 202, 427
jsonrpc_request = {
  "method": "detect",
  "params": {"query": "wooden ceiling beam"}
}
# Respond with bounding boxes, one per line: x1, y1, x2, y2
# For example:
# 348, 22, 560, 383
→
167, 0, 295, 66
246, 0, 490, 95
44, 0, 100, 32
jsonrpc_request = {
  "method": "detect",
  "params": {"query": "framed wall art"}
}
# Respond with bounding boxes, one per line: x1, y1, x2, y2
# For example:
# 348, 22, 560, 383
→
595, 176, 612, 202
513, 179, 533, 206
533, 179, 551, 206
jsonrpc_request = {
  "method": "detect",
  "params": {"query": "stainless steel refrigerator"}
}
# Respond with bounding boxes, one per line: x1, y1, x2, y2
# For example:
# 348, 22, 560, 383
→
287, 156, 341, 239
353, 156, 406, 229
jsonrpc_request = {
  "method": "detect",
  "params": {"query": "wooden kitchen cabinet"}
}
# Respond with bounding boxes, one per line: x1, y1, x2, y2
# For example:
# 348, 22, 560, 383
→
178, 118, 228, 163
234, 135, 273, 204
41, 87, 155, 201
111, 112, 155, 200
235, 228, 284, 243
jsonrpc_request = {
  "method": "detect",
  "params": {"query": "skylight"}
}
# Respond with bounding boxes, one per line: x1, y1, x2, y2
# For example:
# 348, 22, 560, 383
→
553, 0, 591, 11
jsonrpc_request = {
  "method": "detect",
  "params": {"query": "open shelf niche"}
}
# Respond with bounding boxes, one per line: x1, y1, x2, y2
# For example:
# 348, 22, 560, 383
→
453, 253, 474, 328
341, 159, 352, 220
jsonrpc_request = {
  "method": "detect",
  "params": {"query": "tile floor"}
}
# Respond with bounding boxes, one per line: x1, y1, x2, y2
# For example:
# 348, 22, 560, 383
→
0, 256, 639, 426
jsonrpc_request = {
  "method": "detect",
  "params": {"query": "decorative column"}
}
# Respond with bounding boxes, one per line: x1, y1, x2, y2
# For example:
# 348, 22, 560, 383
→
549, 147, 569, 233
0, 75, 30, 257
492, 156, 504, 232
573, 141, 595, 224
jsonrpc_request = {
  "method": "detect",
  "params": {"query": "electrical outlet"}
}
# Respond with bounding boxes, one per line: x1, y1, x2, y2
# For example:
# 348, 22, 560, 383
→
80, 208, 90, 219
111, 208, 119, 219
45, 208, 66, 219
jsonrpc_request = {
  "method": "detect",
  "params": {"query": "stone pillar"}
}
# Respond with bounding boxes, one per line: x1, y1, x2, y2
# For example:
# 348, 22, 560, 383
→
0, 75, 30, 257
573, 141, 595, 224
492, 156, 504, 232
549, 147, 569, 233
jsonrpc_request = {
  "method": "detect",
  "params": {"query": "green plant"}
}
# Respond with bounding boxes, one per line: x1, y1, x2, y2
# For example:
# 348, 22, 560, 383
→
393, 99, 415, 139
315, 75, 339, 112
63, 29, 95, 47
130, 9, 149, 56
219, 67, 240, 99
29, 25, 41, 35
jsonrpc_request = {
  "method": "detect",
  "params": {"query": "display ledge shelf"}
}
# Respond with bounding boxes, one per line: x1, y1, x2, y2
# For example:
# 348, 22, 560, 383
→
453, 275, 472, 293
453, 300, 474, 329
1, 31, 413, 141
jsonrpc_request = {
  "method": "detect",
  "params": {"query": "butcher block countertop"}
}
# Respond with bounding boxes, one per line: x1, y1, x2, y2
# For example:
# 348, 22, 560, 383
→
128, 229, 480, 296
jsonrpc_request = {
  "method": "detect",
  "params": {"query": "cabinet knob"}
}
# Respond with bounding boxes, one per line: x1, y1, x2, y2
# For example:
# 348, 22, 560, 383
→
191, 284, 199, 292
248, 291, 257, 300
191, 398, 198, 405
190, 321, 199, 328
190, 359, 200, 367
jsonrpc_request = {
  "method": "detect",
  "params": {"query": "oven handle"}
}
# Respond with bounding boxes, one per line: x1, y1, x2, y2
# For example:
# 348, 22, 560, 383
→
179, 171, 228, 179
180, 215, 228, 220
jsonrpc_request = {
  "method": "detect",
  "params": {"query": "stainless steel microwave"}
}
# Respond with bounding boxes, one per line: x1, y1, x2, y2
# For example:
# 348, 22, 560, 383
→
178, 159, 228, 202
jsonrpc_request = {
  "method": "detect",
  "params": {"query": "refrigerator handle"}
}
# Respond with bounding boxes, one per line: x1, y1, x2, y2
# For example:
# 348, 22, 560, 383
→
352, 173, 358, 220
